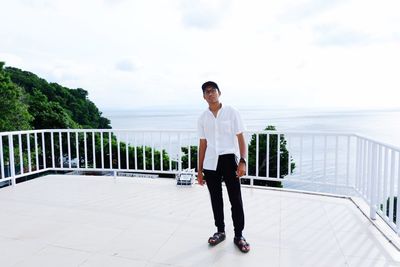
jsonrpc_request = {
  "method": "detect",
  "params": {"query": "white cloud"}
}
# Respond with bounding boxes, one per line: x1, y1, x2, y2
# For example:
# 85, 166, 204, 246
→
115, 59, 136, 72
180, 0, 231, 29
0, 0, 399, 110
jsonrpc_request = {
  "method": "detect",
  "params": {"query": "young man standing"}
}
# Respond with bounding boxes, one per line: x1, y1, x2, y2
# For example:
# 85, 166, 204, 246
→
197, 81, 250, 253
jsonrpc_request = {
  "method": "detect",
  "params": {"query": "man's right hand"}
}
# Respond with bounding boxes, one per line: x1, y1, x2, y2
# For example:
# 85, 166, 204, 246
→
197, 171, 205, 186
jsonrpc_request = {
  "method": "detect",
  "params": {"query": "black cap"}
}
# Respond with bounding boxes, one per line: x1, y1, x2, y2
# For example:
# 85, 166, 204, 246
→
201, 81, 219, 92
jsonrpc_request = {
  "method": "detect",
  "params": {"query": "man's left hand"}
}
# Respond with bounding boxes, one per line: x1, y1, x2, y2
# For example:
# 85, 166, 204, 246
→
236, 162, 246, 178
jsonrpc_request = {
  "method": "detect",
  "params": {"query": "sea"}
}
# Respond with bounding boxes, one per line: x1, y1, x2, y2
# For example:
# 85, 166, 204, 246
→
103, 107, 400, 148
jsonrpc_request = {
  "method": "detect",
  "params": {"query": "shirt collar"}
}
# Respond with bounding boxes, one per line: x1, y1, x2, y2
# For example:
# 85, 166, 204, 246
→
207, 103, 224, 118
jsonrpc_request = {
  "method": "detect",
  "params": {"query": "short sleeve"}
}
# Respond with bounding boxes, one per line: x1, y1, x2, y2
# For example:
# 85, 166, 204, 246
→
233, 108, 245, 135
197, 116, 206, 139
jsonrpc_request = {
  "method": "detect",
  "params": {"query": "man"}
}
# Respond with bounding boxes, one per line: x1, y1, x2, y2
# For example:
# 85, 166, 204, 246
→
197, 81, 250, 253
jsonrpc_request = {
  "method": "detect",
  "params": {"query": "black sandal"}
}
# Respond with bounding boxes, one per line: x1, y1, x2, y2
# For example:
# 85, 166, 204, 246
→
234, 236, 250, 253
208, 232, 226, 246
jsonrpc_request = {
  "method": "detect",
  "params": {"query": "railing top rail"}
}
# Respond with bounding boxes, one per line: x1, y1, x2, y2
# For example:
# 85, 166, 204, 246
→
0, 129, 47, 136
0, 128, 357, 136
0, 129, 197, 136
354, 133, 400, 152
42, 129, 197, 134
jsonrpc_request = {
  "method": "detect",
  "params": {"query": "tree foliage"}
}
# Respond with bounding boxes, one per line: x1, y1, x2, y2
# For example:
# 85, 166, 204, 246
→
28, 89, 79, 129
246, 125, 295, 187
0, 62, 33, 131
2, 64, 111, 130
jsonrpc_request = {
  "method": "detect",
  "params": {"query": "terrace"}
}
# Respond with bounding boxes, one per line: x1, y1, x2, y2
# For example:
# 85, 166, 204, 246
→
1, 129, 400, 266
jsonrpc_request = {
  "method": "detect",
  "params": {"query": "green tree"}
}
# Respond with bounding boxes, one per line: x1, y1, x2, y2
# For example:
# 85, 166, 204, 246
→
4, 66, 111, 129
181, 146, 198, 170
0, 62, 32, 131
28, 89, 79, 129
247, 125, 295, 187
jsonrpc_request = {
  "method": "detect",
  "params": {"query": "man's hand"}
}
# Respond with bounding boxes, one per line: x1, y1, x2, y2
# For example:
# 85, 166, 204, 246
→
197, 171, 205, 186
236, 162, 246, 178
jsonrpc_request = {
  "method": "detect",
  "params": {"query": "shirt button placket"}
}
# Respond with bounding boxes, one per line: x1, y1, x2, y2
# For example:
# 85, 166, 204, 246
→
214, 119, 219, 169
215, 120, 219, 149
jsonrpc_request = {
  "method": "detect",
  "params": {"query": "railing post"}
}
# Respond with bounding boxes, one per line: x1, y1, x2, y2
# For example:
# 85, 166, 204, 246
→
151, 135, 155, 171
311, 135, 315, 184
68, 131, 71, 169
396, 154, 400, 233
355, 137, 360, 191
334, 135, 339, 189
109, 131, 112, 169
42, 131, 46, 169
370, 143, 378, 220
160, 133, 163, 171
266, 133, 269, 179
345, 135, 351, 187
117, 132, 121, 170
59, 132, 63, 168
8, 134, 16, 186
323, 135, 327, 182
178, 133, 182, 172
168, 134, 172, 171
18, 134, 23, 175
134, 134, 137, 170
83, 131, 88, 169
287, 135, 291, 176
27, 133, 31, 173
255, 133, 259, 179
101, 131, 104, 169
246, 139, 251, 186
277, 133, 281, 179
76, 132, 79, 168
125, 133, 129, 170
92, 131, 96, 169
51, 132, 55, 168
142, 132, 146, 171
188, 134, 191, 170
35, 132, 39, 171
0, 136, 5, 180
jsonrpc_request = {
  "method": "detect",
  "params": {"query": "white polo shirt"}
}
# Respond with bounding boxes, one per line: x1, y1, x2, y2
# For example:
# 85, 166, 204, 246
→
197, 104, 245, 171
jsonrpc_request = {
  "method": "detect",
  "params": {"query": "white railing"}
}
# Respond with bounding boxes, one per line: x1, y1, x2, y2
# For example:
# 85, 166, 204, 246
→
1, 129, 399, 235
354, 135, 400, 233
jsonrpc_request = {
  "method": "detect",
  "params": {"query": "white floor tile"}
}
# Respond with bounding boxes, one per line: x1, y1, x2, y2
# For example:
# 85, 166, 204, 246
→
0, 236, 46, 267
346, 256, 400, 267
280, 248, 348, 267
13, 245, 91, 267
100, 228, 172, 261
79, 254, 147, 267
50, 224, 124, 253
335, 231, 392, 260
281, 228, 342, 254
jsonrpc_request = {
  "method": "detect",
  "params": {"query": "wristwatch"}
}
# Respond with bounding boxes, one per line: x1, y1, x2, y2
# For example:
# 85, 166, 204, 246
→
239, 157, 246, 165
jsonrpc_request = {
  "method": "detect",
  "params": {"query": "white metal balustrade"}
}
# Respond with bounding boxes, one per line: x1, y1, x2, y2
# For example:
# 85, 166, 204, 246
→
1, 129, 400, 236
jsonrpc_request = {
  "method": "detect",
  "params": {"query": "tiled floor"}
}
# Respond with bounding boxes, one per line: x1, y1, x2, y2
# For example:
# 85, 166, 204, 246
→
0, 175, 399, 267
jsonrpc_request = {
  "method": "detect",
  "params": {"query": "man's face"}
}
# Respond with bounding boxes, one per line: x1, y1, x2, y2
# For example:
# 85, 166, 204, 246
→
203, 86, 220, 104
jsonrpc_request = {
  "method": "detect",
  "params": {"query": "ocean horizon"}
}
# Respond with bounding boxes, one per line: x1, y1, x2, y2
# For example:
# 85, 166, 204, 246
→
103, 107, 400, 148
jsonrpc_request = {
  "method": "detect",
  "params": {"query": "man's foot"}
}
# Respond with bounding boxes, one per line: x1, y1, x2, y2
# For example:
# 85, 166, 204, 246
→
208, 232, 226, 246
234, 236, 250, 253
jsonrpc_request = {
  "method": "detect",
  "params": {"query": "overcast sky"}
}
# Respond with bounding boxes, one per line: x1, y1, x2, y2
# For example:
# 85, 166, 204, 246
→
1, 0, 399, 110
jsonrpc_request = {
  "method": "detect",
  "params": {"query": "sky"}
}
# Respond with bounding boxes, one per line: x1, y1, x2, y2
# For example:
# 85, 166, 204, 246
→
1, 0, 400, 110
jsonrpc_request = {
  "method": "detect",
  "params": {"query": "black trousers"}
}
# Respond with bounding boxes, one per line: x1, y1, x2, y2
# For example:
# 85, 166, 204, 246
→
204, 154, 245, 237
